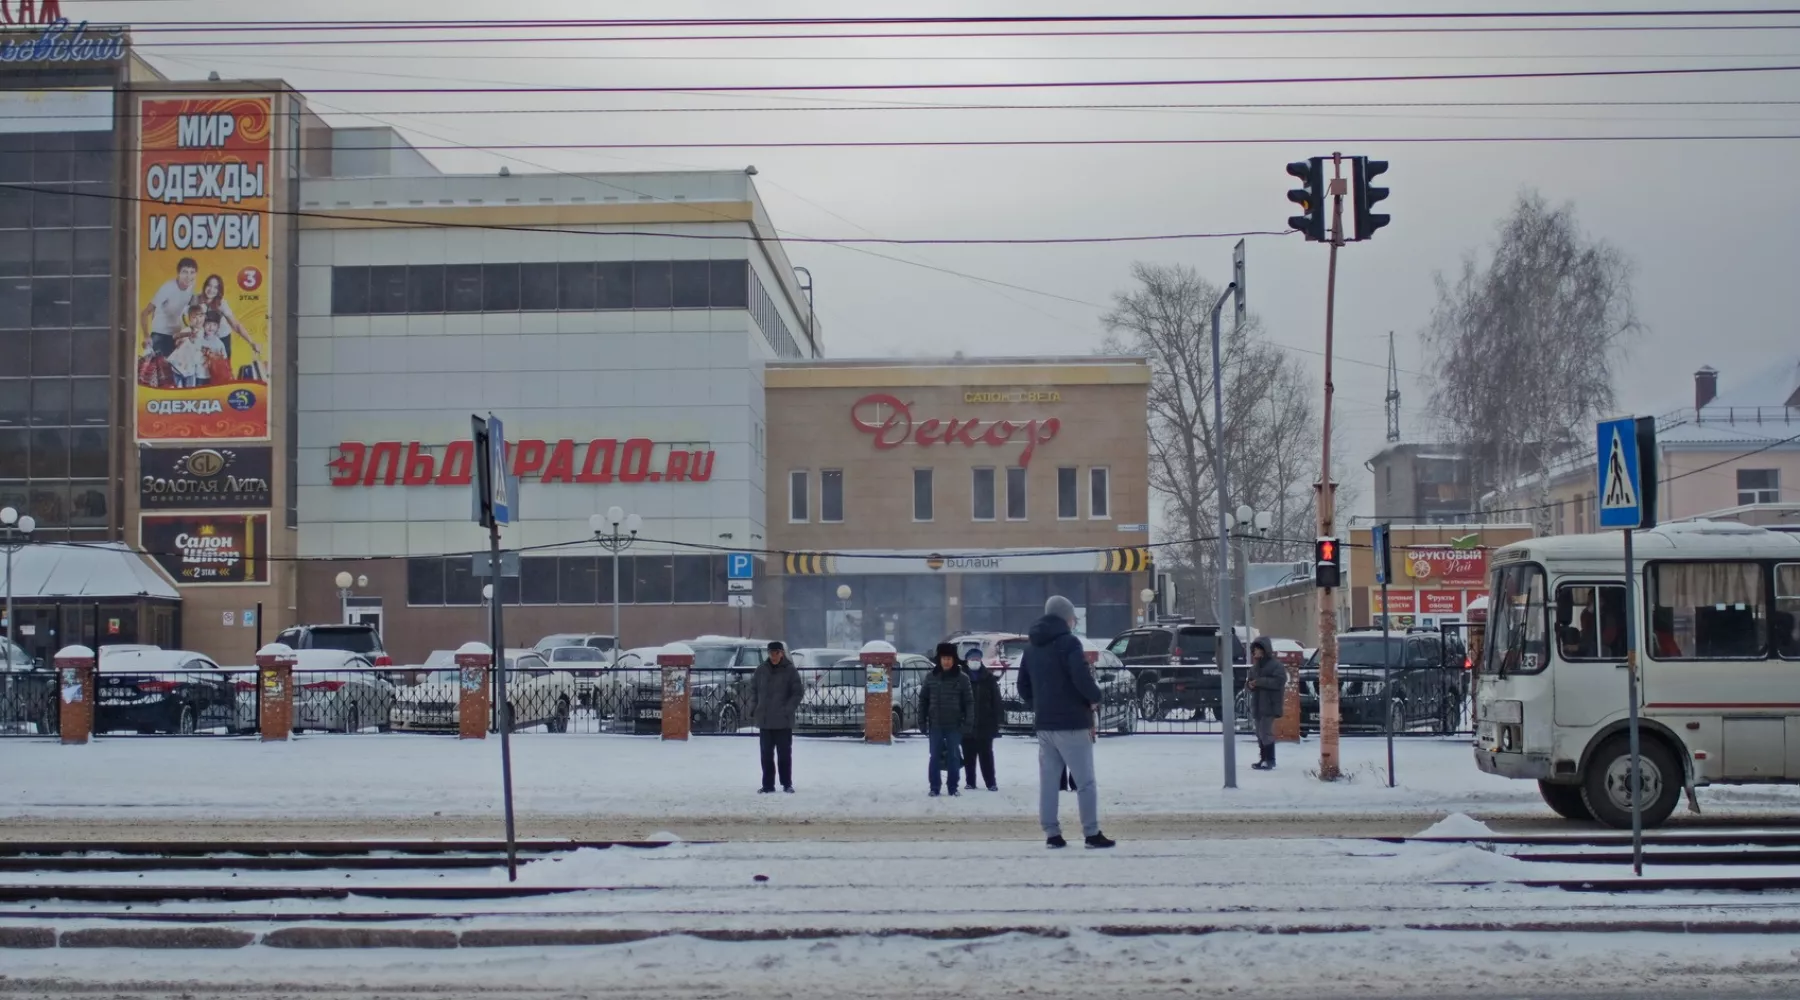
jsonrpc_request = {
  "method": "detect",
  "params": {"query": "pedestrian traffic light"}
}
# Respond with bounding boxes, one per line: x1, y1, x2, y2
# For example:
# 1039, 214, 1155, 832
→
1286, 158, 1326, 242
1314, 536, 1341, 588
1352, 156, 1390, 241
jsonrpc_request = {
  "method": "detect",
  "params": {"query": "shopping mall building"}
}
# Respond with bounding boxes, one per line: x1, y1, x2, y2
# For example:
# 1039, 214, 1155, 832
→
0, 18, 1152, 664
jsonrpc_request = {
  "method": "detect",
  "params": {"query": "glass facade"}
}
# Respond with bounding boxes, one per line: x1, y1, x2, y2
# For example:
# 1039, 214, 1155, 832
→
0, 128, 117, 541
329, 259, 752, 315
781, 572, 1134, 656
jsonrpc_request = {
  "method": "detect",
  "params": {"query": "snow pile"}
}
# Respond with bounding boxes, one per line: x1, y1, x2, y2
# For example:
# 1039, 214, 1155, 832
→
511, 846, 688, 887
1413, 812, 1496, 839
1397, 844, 1536, 883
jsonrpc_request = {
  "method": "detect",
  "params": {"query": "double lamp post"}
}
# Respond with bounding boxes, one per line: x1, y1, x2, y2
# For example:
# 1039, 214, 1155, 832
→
2, 506, 37, 663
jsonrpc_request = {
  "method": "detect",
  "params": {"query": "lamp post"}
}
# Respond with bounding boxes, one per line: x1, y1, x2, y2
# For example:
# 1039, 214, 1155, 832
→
1139, 587, 1157, 625
590, 508, 641, 652
334, 571, 368, 625
835, 584, 852, 647
2, 507, 37, 664
1227, 506, 1274, 640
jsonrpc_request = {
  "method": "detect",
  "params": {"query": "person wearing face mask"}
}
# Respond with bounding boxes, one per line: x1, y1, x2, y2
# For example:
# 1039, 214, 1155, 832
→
962, 648, 1004, 792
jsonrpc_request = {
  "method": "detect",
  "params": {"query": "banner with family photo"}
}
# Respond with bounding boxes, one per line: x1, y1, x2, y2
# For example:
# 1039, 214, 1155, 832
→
133, 95, 273, 442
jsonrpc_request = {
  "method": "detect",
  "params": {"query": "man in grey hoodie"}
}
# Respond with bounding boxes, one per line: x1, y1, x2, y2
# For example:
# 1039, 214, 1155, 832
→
1018, 596, 1115, 849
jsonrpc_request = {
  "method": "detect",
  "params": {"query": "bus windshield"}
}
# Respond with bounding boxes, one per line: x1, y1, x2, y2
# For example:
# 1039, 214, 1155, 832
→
1485, 563, 1548, 675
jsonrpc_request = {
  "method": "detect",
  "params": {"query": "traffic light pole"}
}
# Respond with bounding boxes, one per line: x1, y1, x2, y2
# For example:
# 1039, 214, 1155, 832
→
1317, 153, 1346, 782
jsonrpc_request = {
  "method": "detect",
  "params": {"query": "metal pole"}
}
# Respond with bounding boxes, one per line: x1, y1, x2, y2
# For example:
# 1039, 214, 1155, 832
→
1623, 527, 1643, 875
1382, 578, 1395, 788
255, 600, 263, 654
4, 540, 12, 663
1211, 284, 1238, 789
490, 519, 517, 882
611, 538, 621, 651
1239, 533, 1255, 647
1317, 152, 1346, 782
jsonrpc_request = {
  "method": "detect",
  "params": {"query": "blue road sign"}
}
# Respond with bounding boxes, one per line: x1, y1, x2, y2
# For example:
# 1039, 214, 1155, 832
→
1597, 416, 1652, 529
727, 553, 754, 580
1372, 524, 1391, 585
487, 415, 511, 526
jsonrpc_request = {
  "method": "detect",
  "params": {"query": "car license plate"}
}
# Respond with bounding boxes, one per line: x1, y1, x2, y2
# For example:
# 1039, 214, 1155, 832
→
1005, 711, 1030, 725
639, 708, 662, 720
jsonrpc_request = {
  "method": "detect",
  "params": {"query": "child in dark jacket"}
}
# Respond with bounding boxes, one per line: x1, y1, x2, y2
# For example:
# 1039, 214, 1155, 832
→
919, 643, 974, 796
962, 649, 1004, 791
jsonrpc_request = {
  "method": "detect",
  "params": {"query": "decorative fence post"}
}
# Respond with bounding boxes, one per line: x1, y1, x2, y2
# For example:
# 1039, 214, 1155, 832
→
255, 642, 296, 742
456, 641, 492, 740
658, 642, 693, 742
861, 640, 896, 745
55, 645, 95, 745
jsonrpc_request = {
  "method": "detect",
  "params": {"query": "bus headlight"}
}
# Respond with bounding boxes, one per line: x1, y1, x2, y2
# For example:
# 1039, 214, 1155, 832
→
1500, 726, 1517, 751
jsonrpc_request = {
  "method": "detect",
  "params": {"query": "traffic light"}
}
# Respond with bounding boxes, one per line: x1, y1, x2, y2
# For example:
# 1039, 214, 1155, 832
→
1314, 536, 1341, 589
1286, 158, 1326, 242
1352, 156, 1390, 241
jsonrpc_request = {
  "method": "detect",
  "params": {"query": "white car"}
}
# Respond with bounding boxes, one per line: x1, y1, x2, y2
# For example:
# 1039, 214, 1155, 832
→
291, 649, 393, 733
534, 633, 618, 661
391, 649, 578, 733
996, 638, 1137, 735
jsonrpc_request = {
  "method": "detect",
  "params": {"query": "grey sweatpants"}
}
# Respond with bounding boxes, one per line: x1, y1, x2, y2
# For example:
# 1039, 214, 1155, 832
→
1037, 728, 1099, 838
1254, 713, 1276, 744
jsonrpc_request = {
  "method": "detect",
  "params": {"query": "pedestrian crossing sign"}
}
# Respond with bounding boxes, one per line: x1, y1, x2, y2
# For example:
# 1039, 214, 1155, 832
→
1596, 416, 1657, 530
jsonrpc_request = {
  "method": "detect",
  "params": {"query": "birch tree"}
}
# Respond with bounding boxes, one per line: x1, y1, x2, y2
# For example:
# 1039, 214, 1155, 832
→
1421, 192, 1642, 529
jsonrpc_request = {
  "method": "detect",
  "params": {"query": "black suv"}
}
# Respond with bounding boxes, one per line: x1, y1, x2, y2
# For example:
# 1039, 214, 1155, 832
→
1105, 623, 1247, 722
1295, 630, 1468, 735
275, 624, 391, 666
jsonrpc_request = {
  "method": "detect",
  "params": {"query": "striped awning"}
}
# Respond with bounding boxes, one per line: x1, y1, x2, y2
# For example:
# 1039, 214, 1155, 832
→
1098, 547, 1153, 573
784, 552, 837, 575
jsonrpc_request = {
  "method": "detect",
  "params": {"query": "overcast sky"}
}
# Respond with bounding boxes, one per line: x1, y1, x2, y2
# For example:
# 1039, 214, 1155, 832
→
87, 0, 1800, 517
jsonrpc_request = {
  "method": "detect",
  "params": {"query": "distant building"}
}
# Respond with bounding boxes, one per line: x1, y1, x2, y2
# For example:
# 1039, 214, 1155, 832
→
1366, 443, 1476, 524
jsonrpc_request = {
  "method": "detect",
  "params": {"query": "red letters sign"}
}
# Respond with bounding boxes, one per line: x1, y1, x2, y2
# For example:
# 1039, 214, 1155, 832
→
328, 439, 715, 487
850, 393, 1060, 467
1, 1, 64, 26
1403, 547, 1489, 589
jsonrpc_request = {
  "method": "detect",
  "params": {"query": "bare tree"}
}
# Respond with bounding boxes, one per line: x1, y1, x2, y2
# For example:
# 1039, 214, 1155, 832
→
1102, 262, 1332, 617
1422, 192, 1642, 529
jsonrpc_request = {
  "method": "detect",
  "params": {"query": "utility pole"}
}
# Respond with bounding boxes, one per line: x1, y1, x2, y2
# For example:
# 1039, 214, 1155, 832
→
1317, 153, 1348, 781
1385, 331, 1401, 444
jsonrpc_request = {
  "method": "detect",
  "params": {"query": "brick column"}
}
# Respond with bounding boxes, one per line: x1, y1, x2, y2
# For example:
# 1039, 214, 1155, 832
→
1275, 650, 1302, 744
861, 640, 896, 745
256, 643, 296, 742
55, 645, 95, 745
658, 643, 694, 742
455, 642, 492, 741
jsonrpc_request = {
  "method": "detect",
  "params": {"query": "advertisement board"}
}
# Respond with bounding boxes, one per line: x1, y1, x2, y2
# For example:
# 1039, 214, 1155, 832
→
138, 445, 272, 509
139, 512, 269, 585
133, 95, 273, 443
1402, 547, 1488, 589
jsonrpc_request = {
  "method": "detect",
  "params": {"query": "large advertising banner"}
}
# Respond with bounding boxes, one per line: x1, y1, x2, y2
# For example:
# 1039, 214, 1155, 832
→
133, 95, 273, 443
140, 512, 270, 585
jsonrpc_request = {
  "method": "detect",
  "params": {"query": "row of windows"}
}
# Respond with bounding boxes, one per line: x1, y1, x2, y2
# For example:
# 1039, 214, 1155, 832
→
0, 133, 116, 187
0, 277, 111, 330
748, 266, 804, 360
0, 377, 111, 428
788, 466, 1113, 524
0, 329, 113, 377
0, 427, 110, 480
0, 228, 114, 277
329, 260, 751, 315
0, 185, 116, 231
1533, 562, 1800, 664
406, 554, 745, 607
0, 481, 109, 529
1554, 469, 1784, 535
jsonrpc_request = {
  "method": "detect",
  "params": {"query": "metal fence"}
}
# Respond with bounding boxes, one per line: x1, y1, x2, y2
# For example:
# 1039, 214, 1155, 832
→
1, 658, 1476, 738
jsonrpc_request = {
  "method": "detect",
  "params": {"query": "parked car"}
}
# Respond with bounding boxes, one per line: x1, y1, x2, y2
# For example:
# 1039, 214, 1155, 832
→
275, 624, 392, 667
997, 639, 1137, 735
0, 639, 54, 735
590, 645, 665, 719
542, 645, 610, 710
95, 647, 243, 735
788, 647, 860, 687
627, 636, 776, 734
534, 633, 618, 661
1105, 623, 1248, 722
291, 649, 393, 733
391, 649, 578, 733
794, 653, 932, 734
940, 632, 1029, 674
1291, 631, 1468, 735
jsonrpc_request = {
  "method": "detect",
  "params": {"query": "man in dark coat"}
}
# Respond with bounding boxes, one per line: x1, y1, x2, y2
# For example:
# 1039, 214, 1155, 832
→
918, 643, 974, 796
747, 641, 804, 793
1246, 637, 1288, 771
1018, 596, 1114, 849
962, 648, 1004, 791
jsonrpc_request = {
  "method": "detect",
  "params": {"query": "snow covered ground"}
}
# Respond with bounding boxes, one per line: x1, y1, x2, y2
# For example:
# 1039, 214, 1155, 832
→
7, 732, 1800, 828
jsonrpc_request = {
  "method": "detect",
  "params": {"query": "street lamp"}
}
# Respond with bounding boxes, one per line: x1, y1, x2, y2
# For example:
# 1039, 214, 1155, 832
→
1140, 586, 1157, 623
590, 508, 642, 653
334, 571, 368, 625
2, 507, 37, 664
1226, 506, 1274, 640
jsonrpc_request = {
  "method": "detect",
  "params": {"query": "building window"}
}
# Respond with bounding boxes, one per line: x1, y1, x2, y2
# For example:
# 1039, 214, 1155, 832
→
821, 469, 844, 523
913, 468, 933, 522
1554, 501, 1565, 535
1090, 467, 1111, 519
1572, 494, 1585, 534
328, 260, 755, 315
789, 470, 809, 523
1738, 468, 1781, 506
972, 467, 996, 521
1057, 467, 1078, 519
1006, 467, 1027, 521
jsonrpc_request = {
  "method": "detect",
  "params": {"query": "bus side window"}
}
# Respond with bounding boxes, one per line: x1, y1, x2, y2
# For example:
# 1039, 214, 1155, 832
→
1776, 564, 1800, 659
1651, 562, 1766, 659
1556, 584, 1626, 661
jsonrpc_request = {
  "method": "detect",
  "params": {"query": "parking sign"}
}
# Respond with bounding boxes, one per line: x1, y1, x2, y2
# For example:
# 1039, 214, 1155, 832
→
727, 553, 754, 580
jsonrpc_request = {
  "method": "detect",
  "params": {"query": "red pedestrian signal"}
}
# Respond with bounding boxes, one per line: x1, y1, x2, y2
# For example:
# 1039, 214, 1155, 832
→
1314, 537, 1341, 588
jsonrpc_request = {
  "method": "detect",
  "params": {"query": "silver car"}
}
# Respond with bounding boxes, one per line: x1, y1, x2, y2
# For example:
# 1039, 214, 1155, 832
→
795, 654, 931, 734
292, 649, 394, 733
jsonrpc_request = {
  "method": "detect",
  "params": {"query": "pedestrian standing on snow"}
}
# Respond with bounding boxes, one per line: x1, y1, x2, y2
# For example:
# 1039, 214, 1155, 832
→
962, 648, 1004, 791
1247, 637, 1288, 771
919, 643, 974, 796
1018, 596, 1114, 849
748, 641, 804, 794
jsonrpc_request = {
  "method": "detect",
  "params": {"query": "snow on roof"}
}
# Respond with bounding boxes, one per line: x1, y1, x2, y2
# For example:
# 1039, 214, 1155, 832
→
8, 543, 179, 600
1700, 357, 1800, 412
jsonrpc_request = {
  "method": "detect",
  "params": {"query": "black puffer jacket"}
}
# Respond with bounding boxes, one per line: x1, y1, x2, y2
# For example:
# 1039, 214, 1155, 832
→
1247, 638, 1287, 719
966, 664, 1004, 739
918, 666, 973, 733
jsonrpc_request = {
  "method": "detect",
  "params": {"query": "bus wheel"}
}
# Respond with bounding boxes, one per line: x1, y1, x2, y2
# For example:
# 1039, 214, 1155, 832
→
1581, 736, 1680, 830
1538, 781, 1592, 821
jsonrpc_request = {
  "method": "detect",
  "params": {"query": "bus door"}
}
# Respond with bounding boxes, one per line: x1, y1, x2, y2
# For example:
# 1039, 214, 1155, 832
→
1551, 581, 1630, 729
